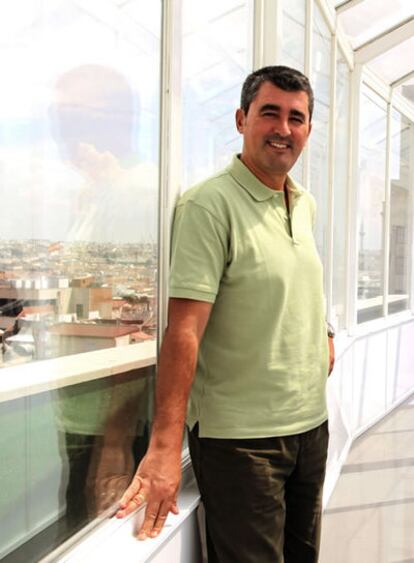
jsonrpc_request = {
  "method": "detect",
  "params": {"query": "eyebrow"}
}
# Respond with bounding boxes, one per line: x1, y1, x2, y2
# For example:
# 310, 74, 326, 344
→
259, 104, 306, 120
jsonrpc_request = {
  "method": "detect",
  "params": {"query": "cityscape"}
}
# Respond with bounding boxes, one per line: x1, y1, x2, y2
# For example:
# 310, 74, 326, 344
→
0, 239, 157, 367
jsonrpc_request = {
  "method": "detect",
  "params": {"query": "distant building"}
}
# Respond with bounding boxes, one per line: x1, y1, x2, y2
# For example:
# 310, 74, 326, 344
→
63, 286, 113, 319
70, 276, 96, 288
48, 322, 146, 357
0, 282, 112, 320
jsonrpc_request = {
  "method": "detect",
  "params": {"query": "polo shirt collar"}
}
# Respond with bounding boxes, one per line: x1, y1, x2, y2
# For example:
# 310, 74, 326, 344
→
227, 154, 304, 202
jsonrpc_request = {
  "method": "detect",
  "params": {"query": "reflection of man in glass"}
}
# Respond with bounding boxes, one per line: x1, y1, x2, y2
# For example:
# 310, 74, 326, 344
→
119, 66, 335, 563
52, 64, 139, 242
50, 64, 150, 536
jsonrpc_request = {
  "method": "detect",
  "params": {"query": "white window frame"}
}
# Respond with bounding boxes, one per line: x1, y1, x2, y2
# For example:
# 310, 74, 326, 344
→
353, 68, 414, 330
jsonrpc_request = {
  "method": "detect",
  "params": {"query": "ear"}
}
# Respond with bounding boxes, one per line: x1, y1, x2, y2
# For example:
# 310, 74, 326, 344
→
235, 108, 246, 134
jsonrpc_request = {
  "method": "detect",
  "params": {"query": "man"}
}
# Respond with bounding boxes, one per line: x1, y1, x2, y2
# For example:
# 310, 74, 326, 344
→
117, 66, 334, 563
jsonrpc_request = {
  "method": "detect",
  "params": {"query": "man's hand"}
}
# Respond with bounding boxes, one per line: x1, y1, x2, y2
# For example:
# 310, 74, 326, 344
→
116, 298, 212, 540
116, 448, 181, 540
328, 336, 335, 376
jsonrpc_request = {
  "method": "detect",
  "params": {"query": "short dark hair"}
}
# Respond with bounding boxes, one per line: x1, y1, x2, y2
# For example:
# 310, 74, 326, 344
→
240, 65, 314, 121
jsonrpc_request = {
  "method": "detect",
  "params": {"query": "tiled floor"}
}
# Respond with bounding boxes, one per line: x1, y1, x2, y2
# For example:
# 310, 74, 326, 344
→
320, 395, 414, 563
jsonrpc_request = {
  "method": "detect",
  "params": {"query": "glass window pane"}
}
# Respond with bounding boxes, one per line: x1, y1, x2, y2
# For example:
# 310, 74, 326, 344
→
396, 77, 414, 105
338, 0, 413, 49
368, 36, 414, 85
0, 366, 153, 560
0, 1, 160, 367
357, 87, 387, 323
389, 111, 413, 314
0, 0, 160, 558
280, 0, 306, 72
310, 3, 332, 267
182, 0, 253, 188
333, 51, 350, 330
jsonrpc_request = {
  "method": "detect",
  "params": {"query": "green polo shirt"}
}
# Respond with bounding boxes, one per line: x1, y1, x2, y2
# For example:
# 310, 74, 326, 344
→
170, 155, 329, 438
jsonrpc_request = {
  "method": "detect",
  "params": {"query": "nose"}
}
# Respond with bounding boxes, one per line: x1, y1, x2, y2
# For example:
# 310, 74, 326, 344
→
273, 117, 291, 138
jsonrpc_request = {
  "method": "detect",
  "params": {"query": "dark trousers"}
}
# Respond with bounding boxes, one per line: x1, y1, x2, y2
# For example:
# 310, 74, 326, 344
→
188, 421, 329, 563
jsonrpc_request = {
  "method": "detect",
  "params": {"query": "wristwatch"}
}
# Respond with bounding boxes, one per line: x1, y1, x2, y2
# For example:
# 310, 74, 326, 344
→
327, 322, 335, 338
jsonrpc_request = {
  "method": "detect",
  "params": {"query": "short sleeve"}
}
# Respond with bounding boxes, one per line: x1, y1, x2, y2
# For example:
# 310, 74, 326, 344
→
169, 201, 229, 303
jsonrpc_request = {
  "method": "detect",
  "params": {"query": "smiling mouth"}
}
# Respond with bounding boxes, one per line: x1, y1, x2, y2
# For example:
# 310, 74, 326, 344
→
267, 141, 291, 149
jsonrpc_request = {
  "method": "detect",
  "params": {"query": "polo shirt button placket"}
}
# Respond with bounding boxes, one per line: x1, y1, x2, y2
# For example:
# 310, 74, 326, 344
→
290, 195, 300, 245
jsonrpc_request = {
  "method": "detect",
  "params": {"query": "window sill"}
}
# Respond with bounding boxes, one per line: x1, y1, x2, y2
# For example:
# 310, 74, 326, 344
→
53, 457, 200, 563
0, 341, 156, 403
334, 310, 414, 361
353, 309, 414, 337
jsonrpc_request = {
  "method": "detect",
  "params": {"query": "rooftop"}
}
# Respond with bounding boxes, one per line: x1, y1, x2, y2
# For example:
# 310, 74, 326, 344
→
48, 323, 141, 339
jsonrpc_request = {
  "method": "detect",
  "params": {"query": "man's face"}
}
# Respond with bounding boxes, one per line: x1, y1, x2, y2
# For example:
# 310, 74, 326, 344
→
236, 81, 312, 187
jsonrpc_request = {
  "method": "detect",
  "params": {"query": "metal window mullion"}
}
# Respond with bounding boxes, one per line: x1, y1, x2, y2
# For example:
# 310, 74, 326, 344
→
315, 0, 336, 34
326, 33, 337, 324
253, 0, 265, 69
409, 124, 414, 313
342, 64, 352, 331
303, 0, 313, 190
383, 100, 393, 414
253, 0, 280, 68
304, 0, 313, 92
346, 63, 363, 333
354, 17, 414, 66
336, 25, 354, 70
382, 100, 393, 318
263, 0, 281, 65
391, 70, 414, 90
157, 0, 183, 348
362, 66, 391, 104
391, 89, 414, 124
